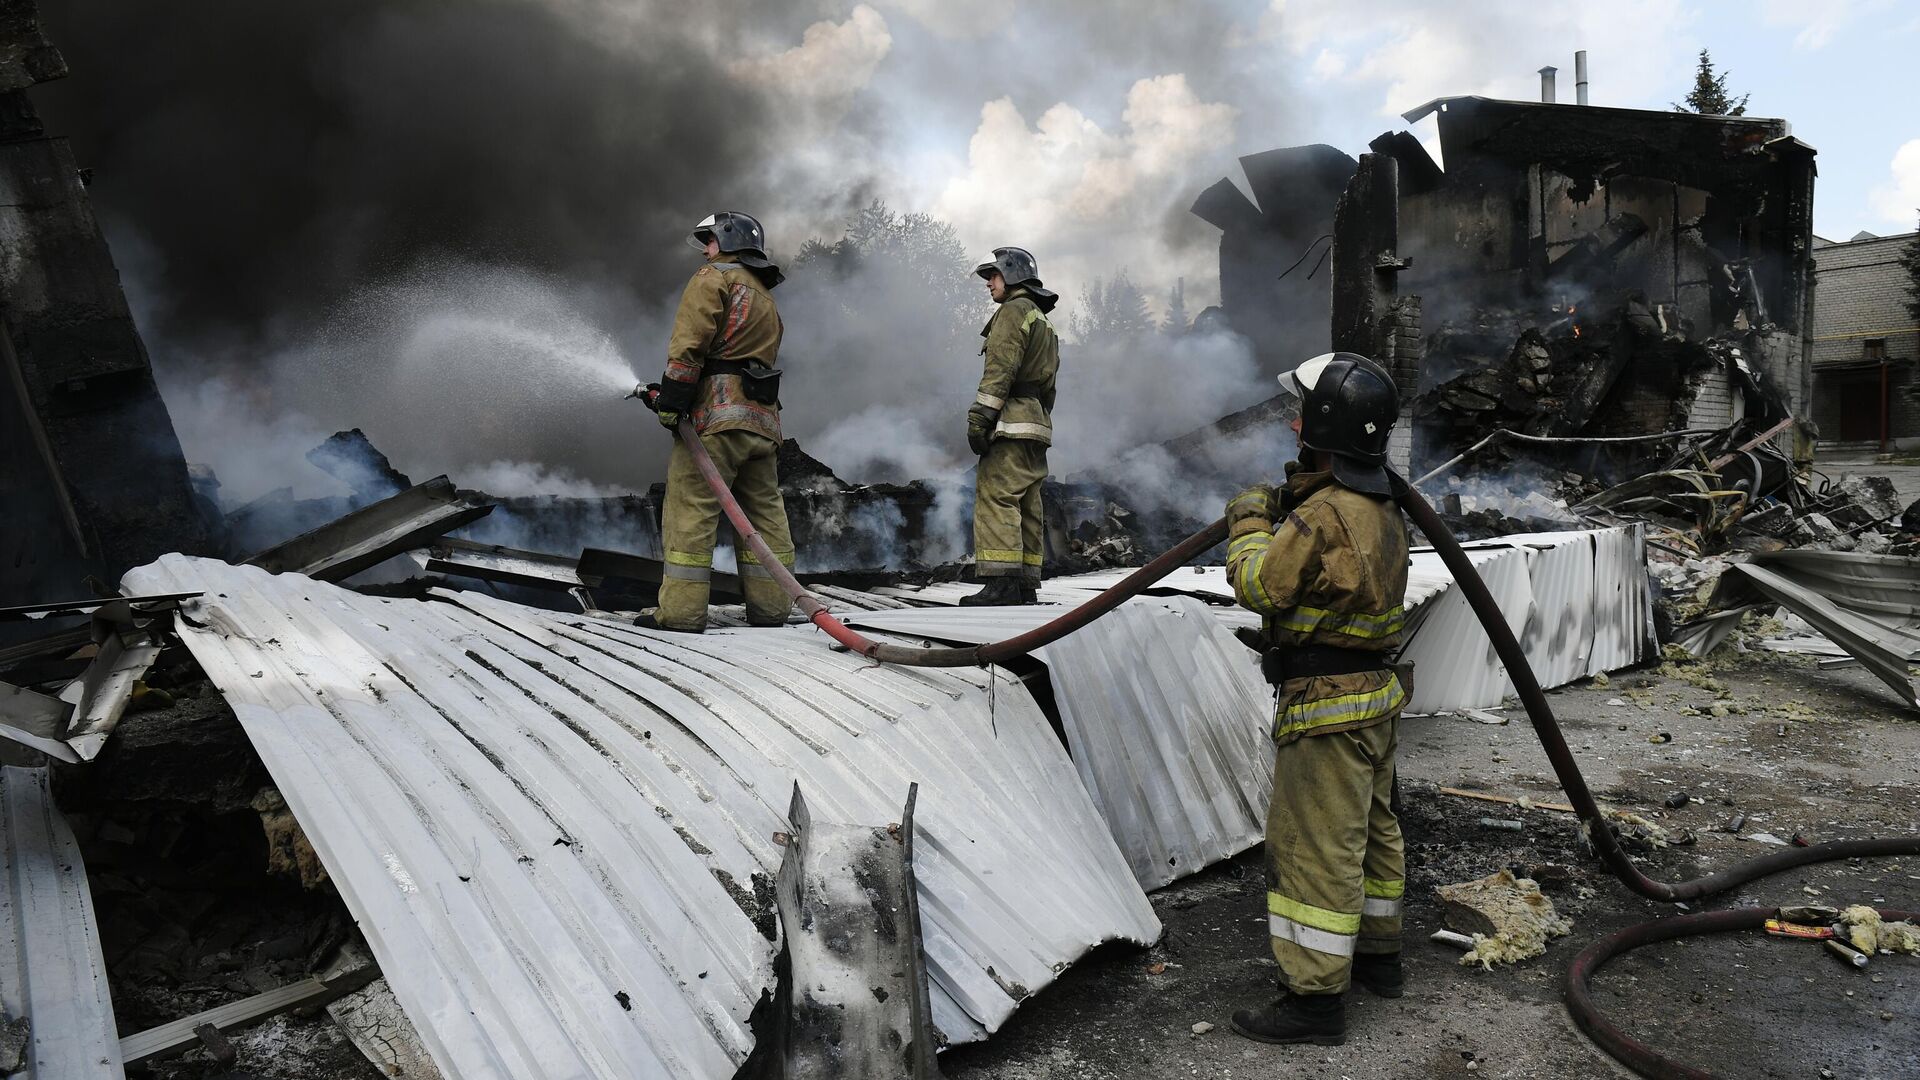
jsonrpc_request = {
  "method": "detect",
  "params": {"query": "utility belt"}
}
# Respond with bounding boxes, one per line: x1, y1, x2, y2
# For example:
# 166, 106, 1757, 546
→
703, 357, 782, 405
1259, 643, 1391, 686
1008, 380, 1056, 411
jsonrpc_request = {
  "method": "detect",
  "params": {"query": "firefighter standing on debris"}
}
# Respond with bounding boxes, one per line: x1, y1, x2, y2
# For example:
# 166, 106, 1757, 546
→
960, 247, 1060, 606
1225, 352, 1411, 1047
637, 211, 795, 633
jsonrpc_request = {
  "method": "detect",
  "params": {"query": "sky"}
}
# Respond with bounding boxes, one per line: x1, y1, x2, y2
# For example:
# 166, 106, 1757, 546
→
33, 0, 1920, 498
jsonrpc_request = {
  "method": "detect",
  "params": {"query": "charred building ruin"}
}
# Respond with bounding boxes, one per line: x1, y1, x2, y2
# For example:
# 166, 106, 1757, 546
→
1196, 94, 1816, 486
0, 2, 211, 628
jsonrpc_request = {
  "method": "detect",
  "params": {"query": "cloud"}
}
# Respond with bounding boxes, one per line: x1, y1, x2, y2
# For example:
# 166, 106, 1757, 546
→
1762, 0, 1888, 50
874, 0, 998, 40
731, 5, 893, 102
933, 74, 1236, 314
1263, 0, 1697, 115
1870, 138, 1920, 227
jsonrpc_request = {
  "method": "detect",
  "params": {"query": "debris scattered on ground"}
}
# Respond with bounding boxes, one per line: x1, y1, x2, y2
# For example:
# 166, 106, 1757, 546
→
1434, 869, 1574, 969
1840, 906, 1920, 956
1606, 810, 1696, 852
1189, 1021, 1214, 1037
0, 1014, 28, 1074
1439, 787, 1576, 815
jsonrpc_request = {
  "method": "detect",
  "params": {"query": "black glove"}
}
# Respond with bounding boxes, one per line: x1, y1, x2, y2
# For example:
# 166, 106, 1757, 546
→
654, 378, 697, 432
967, 405, 998, 456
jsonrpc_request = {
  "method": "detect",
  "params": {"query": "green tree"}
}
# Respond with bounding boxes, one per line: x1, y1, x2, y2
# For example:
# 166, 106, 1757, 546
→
1074, 269, 1155, 343
1163, 277, 1190, 335
1901, 216, 1920, 321
1674, 48, 1748, 116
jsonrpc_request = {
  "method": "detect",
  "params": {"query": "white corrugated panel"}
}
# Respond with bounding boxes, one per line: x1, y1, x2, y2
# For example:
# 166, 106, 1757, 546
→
123, 556, 1159, 1079
1586, 525, 1658, 674
841, 598, 1272, 891
1401, 527, 1656, 710
1, 766, 126, 1080
1046, 566, 1238, 602
1400, 547, 1536, 711
1516, 534, 1598, 687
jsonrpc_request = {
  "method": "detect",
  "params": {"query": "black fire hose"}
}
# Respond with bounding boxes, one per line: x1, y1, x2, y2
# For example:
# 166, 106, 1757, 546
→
1566, 907, 1916, 1080
674, 416, 1228, 666
675, 414, 1917, 1078
1391, 472, 1920, 1080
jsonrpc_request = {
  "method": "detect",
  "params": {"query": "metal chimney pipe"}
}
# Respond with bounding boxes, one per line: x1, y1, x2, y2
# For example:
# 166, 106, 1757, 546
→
1539, 66, 1557, 103
1575, 51, 1589, 104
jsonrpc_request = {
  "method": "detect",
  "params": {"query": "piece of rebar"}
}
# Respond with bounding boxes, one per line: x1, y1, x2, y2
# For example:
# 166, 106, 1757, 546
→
1412, 427, 1718, 488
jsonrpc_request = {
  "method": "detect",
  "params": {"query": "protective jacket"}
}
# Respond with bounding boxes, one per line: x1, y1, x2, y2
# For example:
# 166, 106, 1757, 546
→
974, 287, 1059, 446
1230, 466, 1411, 995
1226, 469, 1410, 745
664, 257, 783, 441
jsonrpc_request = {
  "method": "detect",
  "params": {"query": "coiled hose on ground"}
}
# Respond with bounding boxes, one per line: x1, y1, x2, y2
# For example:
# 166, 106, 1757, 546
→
677, 420, 1920, 1079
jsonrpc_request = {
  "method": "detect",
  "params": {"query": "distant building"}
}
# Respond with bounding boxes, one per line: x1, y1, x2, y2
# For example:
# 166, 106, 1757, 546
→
1809, 231, 1920, 453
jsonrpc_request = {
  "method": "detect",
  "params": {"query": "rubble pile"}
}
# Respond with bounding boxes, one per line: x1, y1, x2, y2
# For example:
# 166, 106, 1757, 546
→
1434, 869, 1574, 969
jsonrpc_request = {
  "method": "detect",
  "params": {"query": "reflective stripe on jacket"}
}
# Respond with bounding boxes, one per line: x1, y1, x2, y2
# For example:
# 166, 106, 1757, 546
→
975, 288, 1059, 446
1227, 470, 1411, 745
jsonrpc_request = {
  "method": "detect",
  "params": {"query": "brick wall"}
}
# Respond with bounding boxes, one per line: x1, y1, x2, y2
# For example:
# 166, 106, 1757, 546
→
1810, 231, 1920, 445
1685, 366, 1736, 429
1811, 233, 1920, 367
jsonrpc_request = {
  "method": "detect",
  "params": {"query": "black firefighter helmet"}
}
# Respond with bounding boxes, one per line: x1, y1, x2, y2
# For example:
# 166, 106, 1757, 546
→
974, 246, 1058, 310
687, 210, 784, 287
1280, 351, 1399, 495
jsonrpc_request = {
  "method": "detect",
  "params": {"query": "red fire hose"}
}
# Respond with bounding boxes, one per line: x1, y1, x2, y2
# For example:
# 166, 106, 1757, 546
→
674, 417, 1227, 666
674, 419, 1920, 1079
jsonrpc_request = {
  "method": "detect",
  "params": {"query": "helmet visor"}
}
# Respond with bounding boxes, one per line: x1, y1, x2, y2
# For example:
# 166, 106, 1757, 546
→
686, 213, 719, 251
1279, 353, 1338, 399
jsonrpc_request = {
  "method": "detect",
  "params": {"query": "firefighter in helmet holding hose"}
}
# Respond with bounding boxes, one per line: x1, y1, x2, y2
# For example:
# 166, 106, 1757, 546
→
636, 211, 795, 633
960, 246, 1060, 606
1225, 352, 1411, 1047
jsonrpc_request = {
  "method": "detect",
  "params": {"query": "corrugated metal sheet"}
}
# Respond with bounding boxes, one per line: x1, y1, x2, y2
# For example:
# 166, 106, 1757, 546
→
839, 598, 1272, 891
1400, 547, 1536, 712
1729, 561, 1920, 710
123, 556, 1159, 1079
1401, 527, 1656, 711
1, 766, 126, 1080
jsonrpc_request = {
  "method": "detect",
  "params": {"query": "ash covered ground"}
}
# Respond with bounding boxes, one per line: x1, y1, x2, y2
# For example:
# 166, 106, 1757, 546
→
943, 647, 1920, 1080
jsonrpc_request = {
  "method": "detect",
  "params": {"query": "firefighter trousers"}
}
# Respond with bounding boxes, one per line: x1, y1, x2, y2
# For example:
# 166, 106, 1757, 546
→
973, 438, 1047, 583
656, 429, 795, 631
1264, 717, 1405, 994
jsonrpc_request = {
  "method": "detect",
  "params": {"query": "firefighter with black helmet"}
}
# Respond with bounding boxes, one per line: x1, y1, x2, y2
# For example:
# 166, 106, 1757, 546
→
636, 211, 794, 633
1224, 352, 1411, 1047
959, 246, 1060, 606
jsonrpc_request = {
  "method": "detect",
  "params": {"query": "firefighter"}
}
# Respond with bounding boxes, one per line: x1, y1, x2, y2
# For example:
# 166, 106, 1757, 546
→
960, 246, 1059, 606
636, 210, 794, 633
1224, 352, 1410, 1047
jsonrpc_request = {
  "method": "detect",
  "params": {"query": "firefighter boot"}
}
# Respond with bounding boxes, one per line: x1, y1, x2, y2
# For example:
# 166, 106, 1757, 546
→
1020, 584, 1039, 605
1230, 992, 1346, 1046
1351, 952, 1404, 998
633, 613, 704, 634
959, 577, 1025, 607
